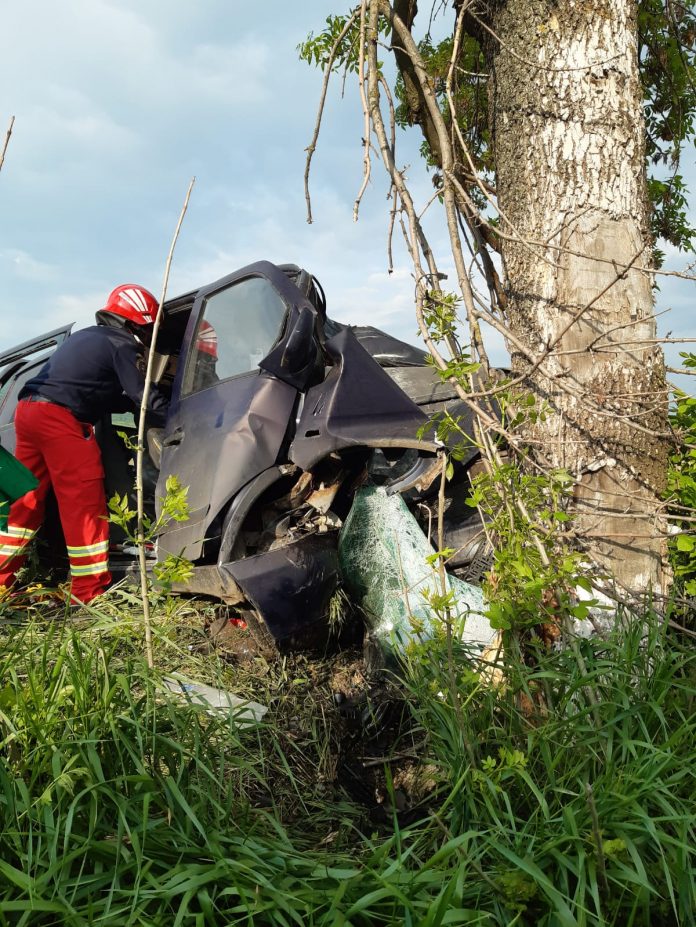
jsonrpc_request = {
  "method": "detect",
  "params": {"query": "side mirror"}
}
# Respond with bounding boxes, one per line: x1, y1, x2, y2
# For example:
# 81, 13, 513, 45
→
281, 305, 315, 373
259, 304, 320, 390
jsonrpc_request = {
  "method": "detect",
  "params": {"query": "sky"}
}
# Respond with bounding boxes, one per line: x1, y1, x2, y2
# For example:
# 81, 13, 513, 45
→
0, 0, 693, 376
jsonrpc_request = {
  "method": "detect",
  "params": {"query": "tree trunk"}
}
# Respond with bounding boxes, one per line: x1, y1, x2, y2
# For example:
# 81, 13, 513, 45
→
484, 0, 668, 594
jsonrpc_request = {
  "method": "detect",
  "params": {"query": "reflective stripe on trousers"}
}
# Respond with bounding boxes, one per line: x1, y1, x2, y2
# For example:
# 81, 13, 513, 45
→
0, 525, 37, 566
0, 400, 111, 603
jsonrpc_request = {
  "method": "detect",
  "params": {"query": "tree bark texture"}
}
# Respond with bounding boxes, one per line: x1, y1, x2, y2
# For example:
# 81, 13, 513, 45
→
484, 0, 668, 593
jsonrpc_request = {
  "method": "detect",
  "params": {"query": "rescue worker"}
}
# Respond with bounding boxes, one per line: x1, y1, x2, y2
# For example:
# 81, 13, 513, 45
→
192, 318, 219, 391
0, 284, 169, 604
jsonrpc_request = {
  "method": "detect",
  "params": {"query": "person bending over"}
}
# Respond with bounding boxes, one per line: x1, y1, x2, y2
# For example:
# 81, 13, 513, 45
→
0, 284, 169, 604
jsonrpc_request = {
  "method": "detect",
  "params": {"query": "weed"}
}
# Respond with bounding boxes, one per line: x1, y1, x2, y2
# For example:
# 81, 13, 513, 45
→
667, 353, 696, 614
0, 593, 693, 925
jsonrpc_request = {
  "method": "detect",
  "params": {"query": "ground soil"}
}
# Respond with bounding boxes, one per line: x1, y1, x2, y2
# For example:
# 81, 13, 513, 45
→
207, 612, 440, 827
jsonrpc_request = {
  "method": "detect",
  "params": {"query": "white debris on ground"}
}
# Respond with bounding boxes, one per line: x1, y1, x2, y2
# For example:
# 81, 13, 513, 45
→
162, 674, 267, 726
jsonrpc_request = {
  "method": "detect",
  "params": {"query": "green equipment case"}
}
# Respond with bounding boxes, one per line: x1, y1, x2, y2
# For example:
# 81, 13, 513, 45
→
0, 445, 38, 532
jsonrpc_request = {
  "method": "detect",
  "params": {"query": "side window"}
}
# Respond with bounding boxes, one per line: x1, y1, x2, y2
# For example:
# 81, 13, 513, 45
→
183, 276, 288, 395
0, 364, 43, 423
0, 377, 13, 410
0, 349, 55, 423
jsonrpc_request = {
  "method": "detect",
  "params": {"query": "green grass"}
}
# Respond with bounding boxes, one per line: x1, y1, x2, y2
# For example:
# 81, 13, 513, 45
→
0, 590, 693, 925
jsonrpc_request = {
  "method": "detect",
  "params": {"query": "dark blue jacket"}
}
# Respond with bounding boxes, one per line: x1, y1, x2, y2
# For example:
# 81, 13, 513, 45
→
20, 325, 169, 426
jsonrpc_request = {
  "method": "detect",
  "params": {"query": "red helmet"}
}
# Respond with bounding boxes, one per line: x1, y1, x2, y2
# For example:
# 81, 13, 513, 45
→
98, 284, 159, 326
196, 319, 218, 359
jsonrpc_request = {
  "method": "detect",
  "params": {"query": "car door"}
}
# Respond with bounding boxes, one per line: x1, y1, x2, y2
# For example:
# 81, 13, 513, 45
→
155, 263, 314, 561
0, 326, 73, 453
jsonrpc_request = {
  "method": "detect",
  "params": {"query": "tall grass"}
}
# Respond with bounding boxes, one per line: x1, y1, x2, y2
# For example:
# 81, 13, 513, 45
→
0, 594, 693, 925
398, 618, 696, 925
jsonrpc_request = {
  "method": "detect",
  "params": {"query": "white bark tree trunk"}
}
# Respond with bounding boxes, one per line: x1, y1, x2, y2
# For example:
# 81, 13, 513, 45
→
485, 0, 668, 594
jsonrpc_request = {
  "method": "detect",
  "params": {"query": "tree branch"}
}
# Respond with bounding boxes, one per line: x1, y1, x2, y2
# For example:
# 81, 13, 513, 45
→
136, 177, 195, 668
303, 10, 359, 224
0, 116, 15, 175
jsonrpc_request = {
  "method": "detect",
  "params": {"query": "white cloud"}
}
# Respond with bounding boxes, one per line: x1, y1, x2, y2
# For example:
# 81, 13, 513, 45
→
329, 266, 417, 331
0, 249, 56, 281
1, 2, 271, 118
187, 41, 271, 105
54, 291, 106, 323
15, 105, 140, 177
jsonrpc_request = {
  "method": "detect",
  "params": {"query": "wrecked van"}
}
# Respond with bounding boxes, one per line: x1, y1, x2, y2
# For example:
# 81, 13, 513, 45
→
0, 261, 487, 647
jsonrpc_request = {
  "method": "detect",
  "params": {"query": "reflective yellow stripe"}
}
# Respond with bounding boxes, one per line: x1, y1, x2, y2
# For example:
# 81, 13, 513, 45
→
67, 541, 109, 558
70, 560, 109, 577
4, 526, 36, 540
0, 545, 26, 559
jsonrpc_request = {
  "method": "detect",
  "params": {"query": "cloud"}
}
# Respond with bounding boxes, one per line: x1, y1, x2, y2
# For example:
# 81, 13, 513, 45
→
2, 1, 271, 119
54, 290, 106, 322
12, 108, 141, 188
329, 266, 417, 331
187, 41, 271, 105
0, 249, 57, 282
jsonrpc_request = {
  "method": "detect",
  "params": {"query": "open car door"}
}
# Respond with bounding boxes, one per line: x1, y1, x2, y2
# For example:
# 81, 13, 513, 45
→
155, 262, 320, 561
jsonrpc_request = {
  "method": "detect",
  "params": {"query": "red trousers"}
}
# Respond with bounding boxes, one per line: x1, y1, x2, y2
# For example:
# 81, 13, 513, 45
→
0, 399, 111, 603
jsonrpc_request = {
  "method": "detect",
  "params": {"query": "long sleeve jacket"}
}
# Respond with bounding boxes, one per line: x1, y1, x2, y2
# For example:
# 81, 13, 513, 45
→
20, 325, 169, 426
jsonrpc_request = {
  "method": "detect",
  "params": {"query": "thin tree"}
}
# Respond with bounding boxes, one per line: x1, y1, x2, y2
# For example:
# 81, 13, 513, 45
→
136, 178, 194, 668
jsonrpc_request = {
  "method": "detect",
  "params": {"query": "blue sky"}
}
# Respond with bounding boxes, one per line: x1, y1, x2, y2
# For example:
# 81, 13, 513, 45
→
0, 0, 693, 375
0, 1, 432, 350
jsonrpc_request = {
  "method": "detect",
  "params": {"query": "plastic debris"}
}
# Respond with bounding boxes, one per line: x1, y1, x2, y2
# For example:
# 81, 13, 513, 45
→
161, 674, 267, 727
338, 485, 494, 656
569, 581, 617, 638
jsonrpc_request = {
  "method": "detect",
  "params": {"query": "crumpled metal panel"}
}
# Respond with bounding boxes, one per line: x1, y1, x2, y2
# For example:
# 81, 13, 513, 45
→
383, 365, 458, 405
349, 325, 427, 366
223, 533, 340, 645
324, 320, 427, 367
217, 466, 289, 564
289, 328, 438, 471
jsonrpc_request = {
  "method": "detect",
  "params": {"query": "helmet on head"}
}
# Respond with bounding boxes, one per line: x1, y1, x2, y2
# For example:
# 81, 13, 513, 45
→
196, 319, 218, 359
96, 284, 159, 328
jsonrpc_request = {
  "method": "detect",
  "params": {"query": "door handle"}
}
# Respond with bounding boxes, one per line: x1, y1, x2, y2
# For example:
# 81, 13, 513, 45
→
162, 427, 184, 447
